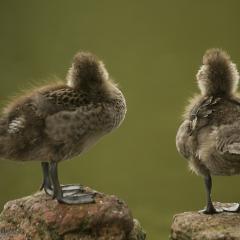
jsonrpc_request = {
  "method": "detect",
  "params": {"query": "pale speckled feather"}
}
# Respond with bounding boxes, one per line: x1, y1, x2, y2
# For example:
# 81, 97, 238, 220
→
45, 103, 122, 143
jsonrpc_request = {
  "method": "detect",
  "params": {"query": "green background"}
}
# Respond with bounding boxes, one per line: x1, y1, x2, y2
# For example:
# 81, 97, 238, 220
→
0, 1, 240, 239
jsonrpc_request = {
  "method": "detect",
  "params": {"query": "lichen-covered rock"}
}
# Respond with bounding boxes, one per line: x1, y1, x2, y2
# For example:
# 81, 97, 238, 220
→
0, 188, 146, 240
170, 202, 240, 240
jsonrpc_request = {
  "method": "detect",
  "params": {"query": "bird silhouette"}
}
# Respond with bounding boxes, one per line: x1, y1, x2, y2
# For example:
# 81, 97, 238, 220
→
0, 52, 126, 204
176, 48, 240, 214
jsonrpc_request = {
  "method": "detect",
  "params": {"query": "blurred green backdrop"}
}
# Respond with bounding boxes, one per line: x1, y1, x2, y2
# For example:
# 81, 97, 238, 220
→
0, 1, 240, 239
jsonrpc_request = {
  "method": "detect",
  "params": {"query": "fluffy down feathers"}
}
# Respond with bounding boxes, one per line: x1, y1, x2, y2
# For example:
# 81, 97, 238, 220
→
66, 52, 109, 91
197, 48, 239, 96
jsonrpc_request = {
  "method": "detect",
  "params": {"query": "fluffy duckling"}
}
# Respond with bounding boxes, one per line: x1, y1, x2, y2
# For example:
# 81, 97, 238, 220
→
0, 52, 126, 204
176, 48, 240, 214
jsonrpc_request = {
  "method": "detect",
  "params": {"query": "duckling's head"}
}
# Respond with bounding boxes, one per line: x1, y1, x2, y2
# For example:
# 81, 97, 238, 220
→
66, 52, 110, 92
196, 48, 239, 97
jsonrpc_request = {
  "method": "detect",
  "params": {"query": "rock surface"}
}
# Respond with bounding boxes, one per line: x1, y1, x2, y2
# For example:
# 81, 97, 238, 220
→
170, 202, 240, 240
0, 188, 146, 240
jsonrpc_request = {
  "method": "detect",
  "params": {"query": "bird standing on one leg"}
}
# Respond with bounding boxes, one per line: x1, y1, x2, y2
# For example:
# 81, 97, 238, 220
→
0, 52, 126, 204
176, 48, 240, 214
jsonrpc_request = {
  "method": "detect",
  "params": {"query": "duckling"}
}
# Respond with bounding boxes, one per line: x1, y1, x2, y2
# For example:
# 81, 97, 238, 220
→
0, 52, 127, 204
176, 48, 240, 214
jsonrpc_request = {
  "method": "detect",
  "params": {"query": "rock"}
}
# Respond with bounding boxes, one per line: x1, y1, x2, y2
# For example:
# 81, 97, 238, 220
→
0, 188, 146, 240
170, 202, 240, 240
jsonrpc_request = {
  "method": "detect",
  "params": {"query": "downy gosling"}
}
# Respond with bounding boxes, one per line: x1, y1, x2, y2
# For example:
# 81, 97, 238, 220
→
0, 52, 126, 204
176, 48, 240, 214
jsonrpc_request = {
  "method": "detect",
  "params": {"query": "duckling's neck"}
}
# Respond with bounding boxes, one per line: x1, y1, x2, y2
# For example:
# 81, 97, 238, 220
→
202, 91, 233, 100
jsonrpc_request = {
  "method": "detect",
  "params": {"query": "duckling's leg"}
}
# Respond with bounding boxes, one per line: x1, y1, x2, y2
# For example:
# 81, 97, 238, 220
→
40, 162, 84, 197
200, 175, 223, 214
49, 161, 95, 204
40, 162, 53, 195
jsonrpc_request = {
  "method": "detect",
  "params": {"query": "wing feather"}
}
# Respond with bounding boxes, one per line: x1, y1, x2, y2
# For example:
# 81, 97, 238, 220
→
45, 104, 112, 142
216, 124, 240, 155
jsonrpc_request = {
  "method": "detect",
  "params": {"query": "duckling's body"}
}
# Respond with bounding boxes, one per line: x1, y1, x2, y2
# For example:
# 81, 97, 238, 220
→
176, 49, 240, 213
0, 52, 126, 204
179, 96, 240, 175
0, 84, 125, 162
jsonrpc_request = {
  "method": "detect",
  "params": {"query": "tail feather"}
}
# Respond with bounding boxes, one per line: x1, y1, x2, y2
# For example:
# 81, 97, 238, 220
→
197, 48, 239, 96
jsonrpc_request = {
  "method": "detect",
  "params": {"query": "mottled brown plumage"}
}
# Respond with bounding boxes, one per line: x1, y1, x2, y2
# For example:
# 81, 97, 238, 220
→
0, 52, 126, 204
176, 48, 240, 213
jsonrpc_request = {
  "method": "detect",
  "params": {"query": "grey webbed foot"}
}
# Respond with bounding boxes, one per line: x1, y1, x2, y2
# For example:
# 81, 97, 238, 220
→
49, 161, 96, 205
199, 205, 223, 214
60, 184, 85, 197
223, 203, 240, 213
43, 184, 85, 197
56, 192, 96, 204
41, 162, 85, 198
